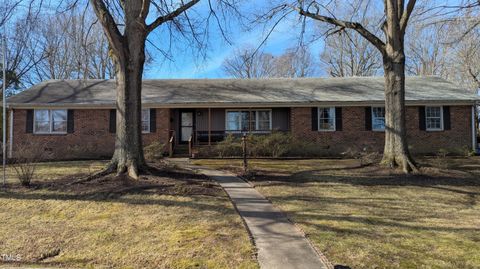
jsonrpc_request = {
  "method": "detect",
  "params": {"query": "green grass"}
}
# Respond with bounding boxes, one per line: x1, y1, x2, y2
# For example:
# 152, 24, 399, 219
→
0, 161, 258, 269
193, 157, 480, 269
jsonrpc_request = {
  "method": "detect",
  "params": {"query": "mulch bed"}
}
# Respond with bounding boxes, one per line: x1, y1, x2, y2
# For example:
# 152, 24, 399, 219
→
5, 161, 222, 198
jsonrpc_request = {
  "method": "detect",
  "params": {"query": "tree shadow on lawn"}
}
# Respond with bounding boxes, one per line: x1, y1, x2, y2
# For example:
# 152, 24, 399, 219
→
0, 164, 237, 214
249, 164, 480, 191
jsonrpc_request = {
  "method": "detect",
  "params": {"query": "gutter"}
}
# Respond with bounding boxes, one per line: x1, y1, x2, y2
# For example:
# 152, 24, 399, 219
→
4, 100, 479, 109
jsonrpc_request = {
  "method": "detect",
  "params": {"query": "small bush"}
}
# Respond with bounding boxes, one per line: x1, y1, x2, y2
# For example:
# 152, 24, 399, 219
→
200, 132, 332, 158
215, 134, 242, 157
12, 142, 46, 186
144, 142, 165, 161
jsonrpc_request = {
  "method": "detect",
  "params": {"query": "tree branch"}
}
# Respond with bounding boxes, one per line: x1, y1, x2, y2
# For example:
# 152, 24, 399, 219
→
89, 0, 124, 57
146, 0, 200, 34
296, 7, 386, 54
400, 0, 417, 35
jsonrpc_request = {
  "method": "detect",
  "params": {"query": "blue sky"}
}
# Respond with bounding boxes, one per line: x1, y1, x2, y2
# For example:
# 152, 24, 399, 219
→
143, 3, 325, 79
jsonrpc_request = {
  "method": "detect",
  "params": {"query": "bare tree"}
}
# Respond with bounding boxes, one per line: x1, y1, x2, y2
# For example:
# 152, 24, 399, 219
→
405, 23, 451, 77
321, 30, 382, 77
274, 46, 316, 77
1, 8, 47, 93
28, 8, 115, 83
222, 46, 315, 78
260, 0, 419, 172
222, 47, 276, 78
85, 0, 238, 178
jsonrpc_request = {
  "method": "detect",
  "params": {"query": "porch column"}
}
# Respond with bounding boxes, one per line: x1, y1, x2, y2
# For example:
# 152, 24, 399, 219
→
208, 108, 211, 146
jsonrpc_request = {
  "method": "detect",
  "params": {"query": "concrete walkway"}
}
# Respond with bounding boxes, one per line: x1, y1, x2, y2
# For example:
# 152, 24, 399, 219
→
169, 159, 330, 269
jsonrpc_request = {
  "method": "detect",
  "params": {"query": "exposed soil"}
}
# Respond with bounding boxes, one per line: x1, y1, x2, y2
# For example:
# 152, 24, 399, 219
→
6, 161, 222, 198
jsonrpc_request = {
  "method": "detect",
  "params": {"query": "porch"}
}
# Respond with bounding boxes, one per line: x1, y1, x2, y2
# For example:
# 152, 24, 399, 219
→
168, 107, 291, 156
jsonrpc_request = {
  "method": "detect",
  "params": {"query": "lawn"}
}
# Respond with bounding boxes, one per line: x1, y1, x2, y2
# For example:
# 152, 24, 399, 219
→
0, 161, 258, 269
193, 157, 480, 269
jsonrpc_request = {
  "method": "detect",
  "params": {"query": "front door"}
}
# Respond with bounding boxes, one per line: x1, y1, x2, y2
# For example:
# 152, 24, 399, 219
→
180, 111, 194, 143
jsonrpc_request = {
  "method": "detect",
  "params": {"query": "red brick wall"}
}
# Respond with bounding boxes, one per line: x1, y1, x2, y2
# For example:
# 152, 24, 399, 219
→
10, 108, 170, 160
291, 106, 473, 155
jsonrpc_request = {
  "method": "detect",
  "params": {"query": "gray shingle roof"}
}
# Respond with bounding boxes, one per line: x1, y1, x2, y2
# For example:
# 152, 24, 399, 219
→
7, 76, 479, 108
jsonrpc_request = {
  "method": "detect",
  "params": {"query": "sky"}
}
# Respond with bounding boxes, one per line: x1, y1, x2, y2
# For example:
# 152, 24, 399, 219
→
142, 1, 325, 79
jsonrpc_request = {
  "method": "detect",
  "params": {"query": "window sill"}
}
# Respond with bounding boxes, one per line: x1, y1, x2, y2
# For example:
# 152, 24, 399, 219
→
372, 129, 385, 132
317, 129, 336, 132
425, 129, 445, 132
33, 132, 68, 136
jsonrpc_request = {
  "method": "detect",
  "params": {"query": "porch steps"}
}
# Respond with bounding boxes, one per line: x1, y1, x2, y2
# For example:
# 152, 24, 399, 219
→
173, 145, 190, 157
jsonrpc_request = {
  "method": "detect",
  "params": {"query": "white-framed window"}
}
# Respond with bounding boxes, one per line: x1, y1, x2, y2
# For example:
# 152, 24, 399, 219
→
426, 106, 443, 131
225, 109, 272, 132
141, 109, 150, 133
34, 109, 67, 134
372, 107, 386, 131
318, 107, 335, 131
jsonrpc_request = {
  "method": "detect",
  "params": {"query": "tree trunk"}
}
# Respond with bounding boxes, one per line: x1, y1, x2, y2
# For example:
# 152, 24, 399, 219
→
381, 54, 417, 173
107, 20, 147, 179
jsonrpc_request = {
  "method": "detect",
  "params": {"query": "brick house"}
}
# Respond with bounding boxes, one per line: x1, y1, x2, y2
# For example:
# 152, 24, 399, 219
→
6, 76, 479, 159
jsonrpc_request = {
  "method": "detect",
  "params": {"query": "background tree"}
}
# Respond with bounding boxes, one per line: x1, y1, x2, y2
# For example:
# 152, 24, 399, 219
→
222, 45, 315, 78
321, 30, 382, 77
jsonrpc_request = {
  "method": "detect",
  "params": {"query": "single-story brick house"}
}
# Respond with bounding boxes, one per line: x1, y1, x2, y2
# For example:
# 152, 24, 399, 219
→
5, 76, 479, 159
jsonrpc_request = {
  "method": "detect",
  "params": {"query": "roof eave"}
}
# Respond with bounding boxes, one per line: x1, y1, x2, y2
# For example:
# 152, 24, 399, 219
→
5, 99, 478, 109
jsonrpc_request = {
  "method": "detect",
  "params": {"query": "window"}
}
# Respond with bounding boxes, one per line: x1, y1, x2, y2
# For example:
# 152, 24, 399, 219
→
372, 107, 385, 131
318, 107, 335, 131
141, 109, 150, 133
425, 106, 443, 131
226, 110, 272, 132
34, 109, 67, 134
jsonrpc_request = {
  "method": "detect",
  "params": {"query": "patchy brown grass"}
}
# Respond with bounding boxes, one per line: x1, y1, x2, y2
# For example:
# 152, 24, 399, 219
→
0, 161, 258, 269
193, 157, 480, 269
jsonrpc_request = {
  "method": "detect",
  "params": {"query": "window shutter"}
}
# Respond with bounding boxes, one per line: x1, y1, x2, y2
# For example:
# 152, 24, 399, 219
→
311, 107, 318, 131
109, 109, 116, 133
365, 107, 372, 130
335, 107, 342, 131
443, 106, 451, 130
419, 106, 426, 131
26, 109, 34, 133
150, 108, 156, 133
67, 110, 74, 133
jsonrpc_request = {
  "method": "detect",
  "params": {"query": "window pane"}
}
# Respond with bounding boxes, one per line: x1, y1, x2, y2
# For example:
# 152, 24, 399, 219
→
241, 112, 250, 131
52, 110, 67, 121
318, 107, 335, 130
52, 121, 67, 132
142, 109, 150, 122
142, 121, 150, 132
35, 110, 49, 122
426, 107, 442, 130
227, 112, 240, 130
51, 110, 67, 132
258, 121, 270, 131
372, 107, 385, 130
35, 121, 50, 133
257, 111, 270, 121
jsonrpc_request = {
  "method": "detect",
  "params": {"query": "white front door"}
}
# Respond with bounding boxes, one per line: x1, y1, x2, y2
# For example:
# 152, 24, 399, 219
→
180, 112, 193, 142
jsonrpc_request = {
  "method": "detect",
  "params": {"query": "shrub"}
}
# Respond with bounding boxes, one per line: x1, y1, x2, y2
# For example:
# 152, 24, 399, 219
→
12, 142, 46, 186
144, 142, 165, 161
201, 132, 332, 158
215, 134, 242, 157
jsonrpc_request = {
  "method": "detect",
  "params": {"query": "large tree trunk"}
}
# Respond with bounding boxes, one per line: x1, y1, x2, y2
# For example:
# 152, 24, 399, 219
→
381, 53, 417, 173
108, 11, 148, 179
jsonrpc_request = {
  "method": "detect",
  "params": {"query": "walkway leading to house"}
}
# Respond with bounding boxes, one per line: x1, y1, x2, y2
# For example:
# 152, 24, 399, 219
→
168, 158, 330, 269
